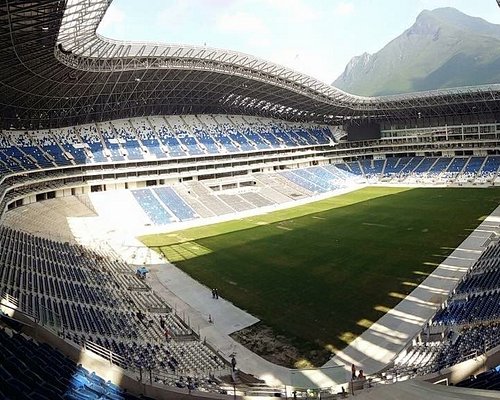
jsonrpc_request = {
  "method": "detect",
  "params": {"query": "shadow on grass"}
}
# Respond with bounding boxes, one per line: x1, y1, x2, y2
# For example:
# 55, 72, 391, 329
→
140, 187, 500, 363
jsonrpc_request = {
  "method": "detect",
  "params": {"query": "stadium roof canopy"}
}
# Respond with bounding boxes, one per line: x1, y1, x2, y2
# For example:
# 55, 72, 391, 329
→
2, 0, 500, 129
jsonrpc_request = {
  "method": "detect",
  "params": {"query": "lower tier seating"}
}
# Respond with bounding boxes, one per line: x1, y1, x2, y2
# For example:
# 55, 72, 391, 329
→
0, 327, 143, 400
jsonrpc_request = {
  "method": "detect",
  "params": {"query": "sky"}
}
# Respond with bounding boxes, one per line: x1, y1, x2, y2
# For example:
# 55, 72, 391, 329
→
98, 0, 500, 84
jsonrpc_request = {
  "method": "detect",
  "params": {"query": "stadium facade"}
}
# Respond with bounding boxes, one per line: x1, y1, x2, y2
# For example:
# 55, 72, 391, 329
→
1, 1, 500, 399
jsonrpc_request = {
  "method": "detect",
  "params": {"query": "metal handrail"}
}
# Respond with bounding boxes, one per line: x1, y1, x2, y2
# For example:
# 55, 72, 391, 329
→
0, 291, 66, 335
83, 339, 129, 370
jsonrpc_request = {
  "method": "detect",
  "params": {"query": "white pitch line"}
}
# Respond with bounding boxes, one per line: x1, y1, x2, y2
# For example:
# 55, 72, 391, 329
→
362, 222, 390, 228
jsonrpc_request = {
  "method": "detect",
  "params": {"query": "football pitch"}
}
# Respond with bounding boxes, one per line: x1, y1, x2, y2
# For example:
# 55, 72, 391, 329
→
140, 186, 500, 361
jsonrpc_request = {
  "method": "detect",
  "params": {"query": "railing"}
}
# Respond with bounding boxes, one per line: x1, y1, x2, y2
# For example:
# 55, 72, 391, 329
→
0, 291, 65, 335
138, 364, 232, 387
0, 293, 36, 325
83, 339, 129, 370
148, 306, 171, 313
81, 335, 232, 383
126, 284, 150, 291
218, 382, 287, 398
0, 308, 344, 398
38, 304, 64, 333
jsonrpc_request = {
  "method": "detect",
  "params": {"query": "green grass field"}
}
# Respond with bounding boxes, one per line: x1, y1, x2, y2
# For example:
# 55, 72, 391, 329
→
140, 186, 500, 362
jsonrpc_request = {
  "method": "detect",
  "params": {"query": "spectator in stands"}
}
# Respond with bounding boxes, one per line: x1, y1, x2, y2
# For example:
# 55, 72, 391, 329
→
164, 328, 170, 342
358, 370, 364, 379
160, 315, 165, 329
187, 377, 195, 393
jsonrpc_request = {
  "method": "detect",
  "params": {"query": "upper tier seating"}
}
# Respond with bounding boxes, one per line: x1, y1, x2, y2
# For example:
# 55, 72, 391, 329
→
0, 116, 498, 198
98, 121, 126, 162
0, 115, 333, 180
130, 118, 166, 160
51, 127, 89, 164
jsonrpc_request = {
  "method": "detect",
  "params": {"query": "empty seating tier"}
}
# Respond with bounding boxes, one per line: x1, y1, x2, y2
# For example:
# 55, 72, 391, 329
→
0, 226, 227, 383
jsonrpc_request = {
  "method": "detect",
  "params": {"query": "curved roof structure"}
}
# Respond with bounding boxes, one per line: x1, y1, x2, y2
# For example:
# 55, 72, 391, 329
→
2, 0, 500, 129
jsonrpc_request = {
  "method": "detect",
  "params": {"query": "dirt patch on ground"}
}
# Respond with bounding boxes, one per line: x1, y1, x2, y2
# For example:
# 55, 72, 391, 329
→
230, 323, 332, 368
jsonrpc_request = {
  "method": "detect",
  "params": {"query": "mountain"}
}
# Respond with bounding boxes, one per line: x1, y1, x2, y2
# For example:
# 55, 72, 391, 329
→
333, 7, 500, 96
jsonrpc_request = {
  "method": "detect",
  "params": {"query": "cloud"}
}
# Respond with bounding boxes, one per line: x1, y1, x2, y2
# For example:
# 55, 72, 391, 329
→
334, 2, 354, 16
216, 11, 272, 49
272, 48, 333, 83
247, 35, 272, 49
216, 11, 269, 34
155, 2, 191, 30
261, 0, 319, 22
284, 0, 319, 22
98, 3, 125, 31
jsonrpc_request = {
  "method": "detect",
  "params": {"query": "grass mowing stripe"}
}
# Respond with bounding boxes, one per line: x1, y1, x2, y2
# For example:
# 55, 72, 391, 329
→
140, 186, 500, 365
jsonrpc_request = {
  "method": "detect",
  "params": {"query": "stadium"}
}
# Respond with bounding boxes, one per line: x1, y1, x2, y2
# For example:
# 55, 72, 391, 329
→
1, 0, 500, 399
